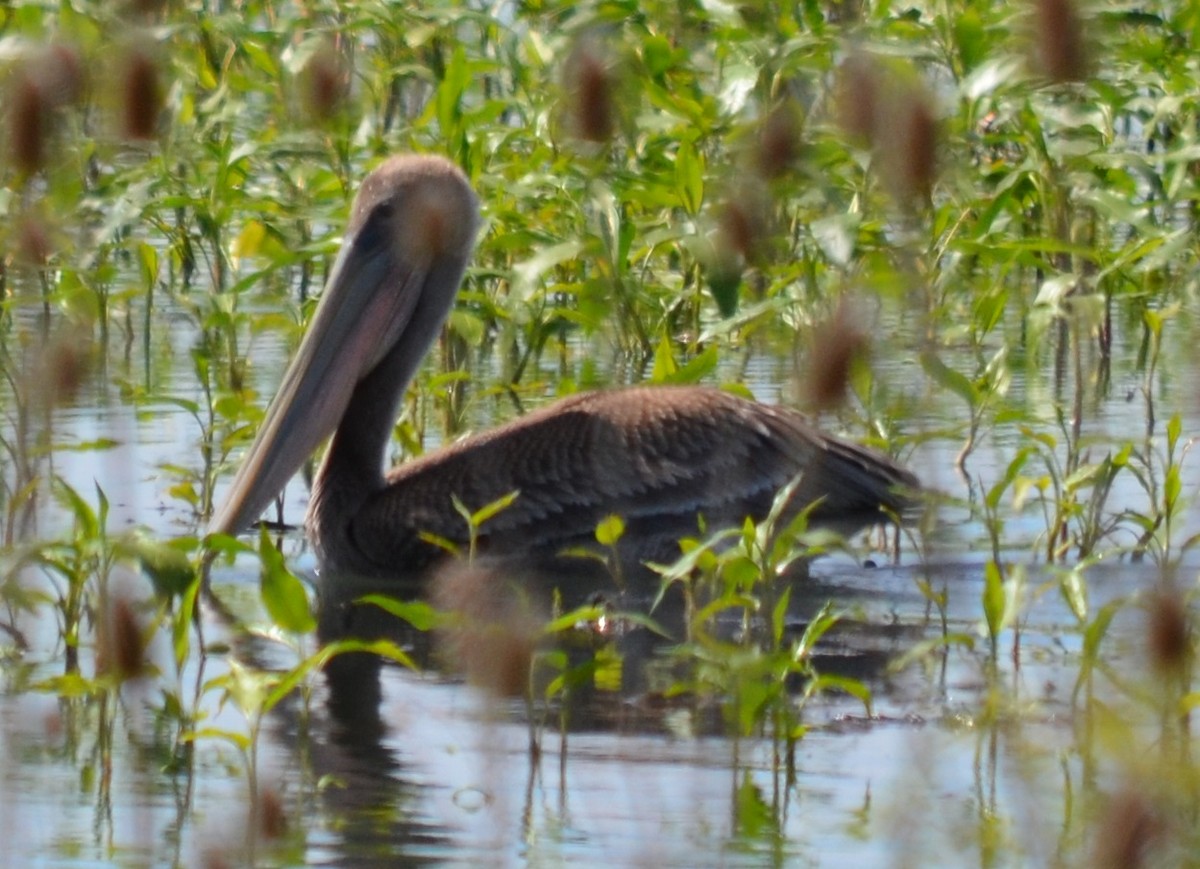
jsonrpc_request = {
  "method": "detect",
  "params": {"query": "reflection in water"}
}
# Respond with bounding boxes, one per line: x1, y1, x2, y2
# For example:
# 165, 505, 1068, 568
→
0, 539, 1190, 865
263, 551, 1188, 866
284, 546, 925, 866
6, 284, 1200, 865
271, 700, 449, 867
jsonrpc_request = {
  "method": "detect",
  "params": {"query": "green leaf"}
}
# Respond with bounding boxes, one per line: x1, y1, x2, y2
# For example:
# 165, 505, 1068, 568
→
469, 490, 520, 527
651, 333, 678, 382
919, 351, 978, 407
1059, 569, 1088, 623
670, 343, 720, 384
735, 773, 778, 839
1167, 412, 1182, 453
1082, 600, 1121, 661
357, 595, 445, 631
95, 484, 109, 534
257, 528, 315, 634
972, 285, 1008, 336
809, 673, 872, 713
953, 8, 987, 72
52, 478, 98, 541
1063, 462, 1105, 492
119, 532, 197, 600
595, 514, 626, 546
435, 44, 469, 130
674, 137, 704, 215
888, 633, 977, 672
982, 560, 1006, 640
771, 586, 791, 646
794, 602, 840, 658
183, 727, 251, 751
217, 659, 276, 719
512, 240, 586, 300
723, 555, 760, 588
1165, 464, 1181, 513
986, 447, 1033, 510
448, 309, 486, 346
174, 576, 202, 670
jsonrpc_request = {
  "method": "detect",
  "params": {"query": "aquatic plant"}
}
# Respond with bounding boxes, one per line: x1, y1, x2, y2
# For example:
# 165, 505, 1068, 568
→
0, 0, 1198, 863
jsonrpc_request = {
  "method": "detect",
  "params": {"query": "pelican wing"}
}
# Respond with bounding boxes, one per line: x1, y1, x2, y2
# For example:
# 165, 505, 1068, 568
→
346, 386, 915, 571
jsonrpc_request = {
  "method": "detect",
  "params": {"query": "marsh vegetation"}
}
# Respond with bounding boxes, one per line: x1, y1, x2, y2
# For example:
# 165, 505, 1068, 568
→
2, 0, 1200, 865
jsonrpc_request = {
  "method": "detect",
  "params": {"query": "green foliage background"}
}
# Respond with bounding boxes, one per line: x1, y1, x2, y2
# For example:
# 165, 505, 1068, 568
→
3, 1, 1200, 864
4, 1, 1200, 552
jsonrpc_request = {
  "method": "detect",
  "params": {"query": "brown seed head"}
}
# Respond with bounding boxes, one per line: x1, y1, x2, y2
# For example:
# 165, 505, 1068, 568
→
201, 852, 233, 869
121, 48, 162, 140
893, 89, 937, 206
257, 786, 287, 840
432, 563, 539, 698
870, 75, 938, 209
15, 215, 53, 267
41, 327, 92, 407
98, 595, 148, 682
42, 707, 64, 742
9, 72, 47, 176
566, 40, 616, 144
806, 297, 868, 411
300, 41, 348, 123
37, 44, 86, 108
1092, 787, 1165, 869
756, 101, 801, 179
21, 324, 93, 411
1034, 0, 1088, 83
8, 44, 86, 177
716, 196, 769, 265
836, 53, 881, 145
1147, 587, 1191, 677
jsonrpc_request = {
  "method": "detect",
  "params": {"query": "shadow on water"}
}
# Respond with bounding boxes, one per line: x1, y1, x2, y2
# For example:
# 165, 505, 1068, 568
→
232, 542, 931, 866
211, 528, 1197, 867
310, 542, 917, 722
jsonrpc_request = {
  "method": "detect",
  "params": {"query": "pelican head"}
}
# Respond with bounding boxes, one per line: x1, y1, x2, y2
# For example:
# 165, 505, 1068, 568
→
209, 155, 480, 538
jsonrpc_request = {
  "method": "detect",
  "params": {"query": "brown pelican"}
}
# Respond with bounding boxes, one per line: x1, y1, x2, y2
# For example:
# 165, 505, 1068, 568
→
208, 154, 917, 583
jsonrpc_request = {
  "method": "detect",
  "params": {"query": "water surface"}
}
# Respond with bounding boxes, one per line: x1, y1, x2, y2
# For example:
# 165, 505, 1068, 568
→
2, 295, 1198, 867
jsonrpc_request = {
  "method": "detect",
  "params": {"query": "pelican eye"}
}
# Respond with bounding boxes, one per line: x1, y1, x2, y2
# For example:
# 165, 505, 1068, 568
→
372, 201, 395, 221
352, 201, 397, 255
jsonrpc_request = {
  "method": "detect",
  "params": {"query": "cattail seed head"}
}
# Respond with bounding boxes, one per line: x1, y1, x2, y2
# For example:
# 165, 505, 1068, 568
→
7, 44, 86, 177
565, 39, 616, 145
433, 563, 539, 698
1091, 787, 1165, 869
806, 297, 868, 411
9, 72, 47, 176
836, 53, 939, 207
1147, 587, 1191, 678
41, 326, 93, 408
1034, 0, 1088, 83
97, 594, 148, 682
756, 101, 801, 179
38, 44, 86, 108
300, 41, 348, 123
15, 214, 53, 267
257, 786, 287, 840
889, 88, 938, 206
716, 196, 769, 266
836, 53, 881, 145
120, 47, 162, 140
